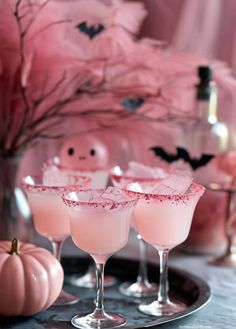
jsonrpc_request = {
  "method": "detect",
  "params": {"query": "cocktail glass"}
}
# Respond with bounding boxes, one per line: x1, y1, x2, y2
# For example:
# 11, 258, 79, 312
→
46, 157, 116, 288
62, 187, 138, 329
22, 174, 91, 306
126, 182, 204, 316
207, 151, 236, 266
207, 182, 236, 267
110, 168, 159, 297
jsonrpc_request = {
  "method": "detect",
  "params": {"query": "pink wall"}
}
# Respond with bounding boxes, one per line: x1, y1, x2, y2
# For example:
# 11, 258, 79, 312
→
138, 0, 236, 75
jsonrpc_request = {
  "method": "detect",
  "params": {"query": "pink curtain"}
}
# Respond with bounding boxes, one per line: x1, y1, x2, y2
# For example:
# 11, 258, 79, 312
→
139, 0, 236, 75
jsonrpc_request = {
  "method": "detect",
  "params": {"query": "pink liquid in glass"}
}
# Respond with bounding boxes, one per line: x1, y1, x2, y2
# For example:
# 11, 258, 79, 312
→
28, 192, 70, 242
133, 184, 203, 249
69, 207, 132, 263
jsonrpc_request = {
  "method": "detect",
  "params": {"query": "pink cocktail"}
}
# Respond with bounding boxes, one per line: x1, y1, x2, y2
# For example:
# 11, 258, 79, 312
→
22, 174, 91, 306
27, 191, 70, 242
126, 180, 205, 316
110, 164, 163, 297
45, 157, 115, 288
62, 187, 138, 329
70, 209, 131, 262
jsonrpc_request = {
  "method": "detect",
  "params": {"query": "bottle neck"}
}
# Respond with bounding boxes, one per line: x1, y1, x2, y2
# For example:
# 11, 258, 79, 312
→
196, 82, 218, 124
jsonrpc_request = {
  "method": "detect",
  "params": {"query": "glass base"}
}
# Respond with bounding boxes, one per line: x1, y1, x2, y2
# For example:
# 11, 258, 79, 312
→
70, 271, 117, 288
71, 311, 126, 329
209, 252, 236, 267
138, 299, 186, 316
53, 289, 79, 306
119, 281, 158, 298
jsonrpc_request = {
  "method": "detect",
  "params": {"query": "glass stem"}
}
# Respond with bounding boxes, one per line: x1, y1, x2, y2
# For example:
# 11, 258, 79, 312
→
225, 191, 235, 254
52, 240, 63, 263
94, 262, 105, 317
137, 235, 149, 284
157, 249, 170, 305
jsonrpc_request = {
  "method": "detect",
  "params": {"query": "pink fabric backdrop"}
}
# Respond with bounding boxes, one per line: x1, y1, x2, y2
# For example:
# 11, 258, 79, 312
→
139, 0, 236, 75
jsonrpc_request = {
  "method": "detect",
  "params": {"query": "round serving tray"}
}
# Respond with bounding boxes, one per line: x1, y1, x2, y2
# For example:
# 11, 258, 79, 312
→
0, 257, 211, 329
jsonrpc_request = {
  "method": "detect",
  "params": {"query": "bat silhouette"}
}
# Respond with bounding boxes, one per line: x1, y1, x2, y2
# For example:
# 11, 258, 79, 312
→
150, 146, 215, 170
121, 97, 145, 112
150, 146, 179, 163
75, 21, 105, 39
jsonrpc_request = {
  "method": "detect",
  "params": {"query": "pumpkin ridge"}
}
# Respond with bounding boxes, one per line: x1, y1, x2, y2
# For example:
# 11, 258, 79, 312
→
21, 247, 42, 254
28, 251, 57, 309
20, 254, 49, 314
0, 254, 25, 316
0, 241, 16, 251
25, 252, 52, 308
23, 247, 51, 254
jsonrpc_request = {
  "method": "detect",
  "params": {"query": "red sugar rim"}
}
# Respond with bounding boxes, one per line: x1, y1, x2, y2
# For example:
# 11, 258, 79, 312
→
62, 188, 139, 210
21, 174, 91, 193
124, 182, 205, 202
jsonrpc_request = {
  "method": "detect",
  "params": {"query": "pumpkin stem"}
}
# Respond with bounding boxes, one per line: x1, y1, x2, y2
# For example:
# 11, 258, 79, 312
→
8, 238, 19, 255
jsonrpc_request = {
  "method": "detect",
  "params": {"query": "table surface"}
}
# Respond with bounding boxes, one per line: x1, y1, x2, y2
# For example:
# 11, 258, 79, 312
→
112, 232, 236, 329
1, 232, 236, 329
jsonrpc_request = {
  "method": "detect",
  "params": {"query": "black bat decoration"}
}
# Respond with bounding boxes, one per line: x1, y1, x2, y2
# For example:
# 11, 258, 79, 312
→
150, 146, 215, 170
150, 146, 179, 163
121, 97, 145, 112
75, 21, 105, 39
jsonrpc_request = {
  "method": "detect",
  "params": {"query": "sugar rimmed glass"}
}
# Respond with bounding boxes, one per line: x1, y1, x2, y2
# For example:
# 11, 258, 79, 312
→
21, 174, 91, 306
126, 182, 205, 316
62, 188, 138, 329
110, 168, 159, 297
46, 157, 116, 288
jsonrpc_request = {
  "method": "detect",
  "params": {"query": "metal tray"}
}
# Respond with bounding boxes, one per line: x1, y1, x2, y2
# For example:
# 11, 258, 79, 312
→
0, 257, 211, 329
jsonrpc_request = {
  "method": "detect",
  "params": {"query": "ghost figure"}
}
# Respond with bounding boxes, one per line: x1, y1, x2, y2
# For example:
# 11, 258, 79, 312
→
59, 134, 109, 171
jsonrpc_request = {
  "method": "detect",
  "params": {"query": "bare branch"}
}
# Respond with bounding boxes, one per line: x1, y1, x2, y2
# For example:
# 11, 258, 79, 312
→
23, 0, 51, 36
32, 71, 67, 110
27, 19, 71, 42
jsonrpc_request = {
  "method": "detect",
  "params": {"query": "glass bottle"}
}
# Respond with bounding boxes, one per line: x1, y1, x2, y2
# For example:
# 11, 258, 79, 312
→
178, 66, 235, 254
178, 66, 230, 160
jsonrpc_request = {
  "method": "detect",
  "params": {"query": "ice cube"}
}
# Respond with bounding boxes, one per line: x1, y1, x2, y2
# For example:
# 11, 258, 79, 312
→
126, 162, 167, 179
102, 186, 126, 202
87, 189, 113, 204
70, 191, 81, 202
112, 166, 124, 176
151, 170, 193, 195
152, 167, 168, 178
42, 165, 69, 186
126, 182, 143, 193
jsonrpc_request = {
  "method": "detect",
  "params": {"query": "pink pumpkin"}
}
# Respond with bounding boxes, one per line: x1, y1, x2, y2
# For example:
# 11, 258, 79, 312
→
0, 239, 64, 316
59, 134, 109, 170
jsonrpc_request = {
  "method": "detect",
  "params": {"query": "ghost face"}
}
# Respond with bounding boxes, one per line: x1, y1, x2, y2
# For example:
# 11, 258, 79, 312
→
59, 134, 109, 171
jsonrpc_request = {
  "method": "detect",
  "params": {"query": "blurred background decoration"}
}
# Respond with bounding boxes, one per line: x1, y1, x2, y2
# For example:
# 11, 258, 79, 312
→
1, 0, 236, 250
1, 0, 236, 166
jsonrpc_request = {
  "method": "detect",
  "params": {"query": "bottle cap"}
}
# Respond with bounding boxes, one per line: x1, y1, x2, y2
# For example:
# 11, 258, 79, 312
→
198, 66, 213, 82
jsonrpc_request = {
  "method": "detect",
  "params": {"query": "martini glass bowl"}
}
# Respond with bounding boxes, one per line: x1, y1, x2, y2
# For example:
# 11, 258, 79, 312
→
110, 167, 160, 297
22, 173, 90, 305
46, 157, 116, 288
126, 182, 205, 316
62, 187, 138, 329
